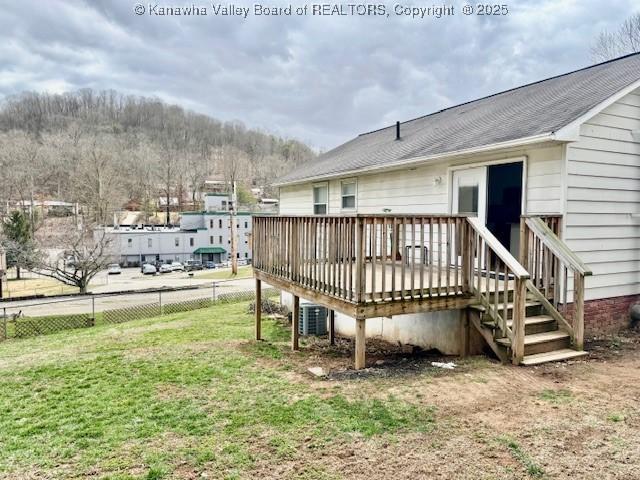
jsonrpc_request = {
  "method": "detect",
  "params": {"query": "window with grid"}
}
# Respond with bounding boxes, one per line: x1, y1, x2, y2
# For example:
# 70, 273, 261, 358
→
313, 184, 328, 215
341, 180, 356, 210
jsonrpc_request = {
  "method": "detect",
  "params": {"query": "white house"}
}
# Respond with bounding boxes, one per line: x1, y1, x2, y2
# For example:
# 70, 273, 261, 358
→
253, 52, 640, 368
102, 194, 253, 266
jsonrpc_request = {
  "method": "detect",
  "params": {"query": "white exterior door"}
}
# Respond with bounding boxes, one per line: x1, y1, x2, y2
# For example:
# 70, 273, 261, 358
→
451, 167, 487, 268
452, 166, 487, 222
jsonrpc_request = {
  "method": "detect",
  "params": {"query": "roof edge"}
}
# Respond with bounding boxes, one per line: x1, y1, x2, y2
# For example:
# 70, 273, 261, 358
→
554, 77, 640, 141
274, 132, 555, 187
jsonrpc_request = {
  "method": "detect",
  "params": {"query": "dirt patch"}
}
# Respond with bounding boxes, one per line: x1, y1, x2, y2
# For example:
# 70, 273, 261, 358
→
584, 327, 640, 361
244, 329, 640, 479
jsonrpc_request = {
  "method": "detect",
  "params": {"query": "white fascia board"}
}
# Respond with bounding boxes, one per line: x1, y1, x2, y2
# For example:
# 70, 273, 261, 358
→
274, 132, 554, 187
553, 78, 640, 141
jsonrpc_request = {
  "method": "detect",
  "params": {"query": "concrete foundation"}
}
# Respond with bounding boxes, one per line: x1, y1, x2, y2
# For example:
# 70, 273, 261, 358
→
281, 292, 485, 355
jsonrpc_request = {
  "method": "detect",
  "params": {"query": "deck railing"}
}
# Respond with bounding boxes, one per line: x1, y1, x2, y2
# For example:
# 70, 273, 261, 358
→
466, 217, 530, 363
521, 216, 592, 349
252, 215, 471, 305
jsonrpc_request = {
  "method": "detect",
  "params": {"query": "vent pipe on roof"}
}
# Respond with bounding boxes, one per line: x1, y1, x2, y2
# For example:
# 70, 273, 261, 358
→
395, 121, 401, 140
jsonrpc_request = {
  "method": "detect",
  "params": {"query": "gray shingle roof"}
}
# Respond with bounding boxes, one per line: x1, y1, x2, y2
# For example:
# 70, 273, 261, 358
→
277, 52, 640, 186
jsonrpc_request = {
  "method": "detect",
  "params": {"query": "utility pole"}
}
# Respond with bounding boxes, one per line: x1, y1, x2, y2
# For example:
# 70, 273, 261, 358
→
230, 181, 238, 275
0, 246, 6, 299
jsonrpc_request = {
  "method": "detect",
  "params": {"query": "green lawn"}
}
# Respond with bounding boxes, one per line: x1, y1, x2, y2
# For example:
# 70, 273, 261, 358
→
0, 301, 434, 479
195, 265, 253, 280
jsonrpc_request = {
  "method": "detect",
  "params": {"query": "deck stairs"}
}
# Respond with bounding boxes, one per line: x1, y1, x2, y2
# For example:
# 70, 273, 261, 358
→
469, 289, 588, 366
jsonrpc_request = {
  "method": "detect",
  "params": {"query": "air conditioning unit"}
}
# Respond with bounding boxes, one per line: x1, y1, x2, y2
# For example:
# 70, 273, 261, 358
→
298, 304, 328, 336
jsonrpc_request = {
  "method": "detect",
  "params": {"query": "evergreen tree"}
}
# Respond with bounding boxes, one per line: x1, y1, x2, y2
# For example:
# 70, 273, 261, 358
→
1, 210, 38, 279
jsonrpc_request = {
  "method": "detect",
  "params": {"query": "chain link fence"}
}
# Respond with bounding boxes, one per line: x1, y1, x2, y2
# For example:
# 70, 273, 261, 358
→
0, 282, 279, 341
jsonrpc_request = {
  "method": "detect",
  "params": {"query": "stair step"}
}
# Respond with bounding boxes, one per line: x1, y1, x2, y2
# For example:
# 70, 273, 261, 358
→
506, 315, 555, 328
497, 330, 571, 355
496, 330, 569, 346
483, 314, 557, 335
521, 349, 588, 366
470, 301, 543, 320
508, 315, 557, 334
470, 300, 541, 313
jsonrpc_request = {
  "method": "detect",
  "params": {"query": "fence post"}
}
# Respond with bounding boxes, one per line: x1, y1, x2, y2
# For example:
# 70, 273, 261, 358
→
212, 282, 217, 302
2, 307, 6, 341
91, 296, 96, 326
159, 291, 163, 315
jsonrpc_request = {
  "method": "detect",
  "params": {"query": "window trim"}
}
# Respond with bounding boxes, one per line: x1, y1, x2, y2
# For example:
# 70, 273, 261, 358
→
312, 182, 329, 215
340, 178, 357, 211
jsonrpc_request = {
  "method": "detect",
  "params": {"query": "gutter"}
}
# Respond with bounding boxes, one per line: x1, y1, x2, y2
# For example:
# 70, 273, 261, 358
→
274, 132, 558, 187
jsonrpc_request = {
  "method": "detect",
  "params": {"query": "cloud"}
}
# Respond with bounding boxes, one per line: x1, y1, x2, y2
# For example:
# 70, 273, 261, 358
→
0, 0, 638, 150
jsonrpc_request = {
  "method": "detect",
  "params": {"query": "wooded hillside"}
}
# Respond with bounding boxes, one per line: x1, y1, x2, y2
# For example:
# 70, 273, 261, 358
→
0, 89, 315, 224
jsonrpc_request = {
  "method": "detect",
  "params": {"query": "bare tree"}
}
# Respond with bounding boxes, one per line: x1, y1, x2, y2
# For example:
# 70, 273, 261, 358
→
0, 89, 316, 233
69, 132, 128, 225
0, 131, 46, 235
36, 227, 113, 294
592, 13, 640, 62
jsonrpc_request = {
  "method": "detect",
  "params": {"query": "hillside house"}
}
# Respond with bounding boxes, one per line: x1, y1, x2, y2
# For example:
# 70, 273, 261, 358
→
252, 53, 640, 368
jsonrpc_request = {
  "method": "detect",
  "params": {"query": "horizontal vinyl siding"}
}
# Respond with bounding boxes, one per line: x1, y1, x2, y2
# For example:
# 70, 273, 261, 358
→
525, 145, 564, 214
565, 88, 640, 301
346, 163, 449, 214
278, 184, 313, 215
278, 143, 564, 218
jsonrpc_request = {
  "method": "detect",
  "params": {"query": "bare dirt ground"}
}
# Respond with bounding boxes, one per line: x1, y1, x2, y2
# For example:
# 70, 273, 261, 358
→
250, 326, 640, 480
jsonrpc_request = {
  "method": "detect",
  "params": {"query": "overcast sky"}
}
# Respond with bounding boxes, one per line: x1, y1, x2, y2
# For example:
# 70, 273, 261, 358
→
0, 0, 638, 150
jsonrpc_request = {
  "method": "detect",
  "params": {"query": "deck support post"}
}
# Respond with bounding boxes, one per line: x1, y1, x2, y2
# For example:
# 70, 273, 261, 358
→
328, 309, 335, 345
574, 274, 585, 350
255, 278, 261, 341
292, 295, 300, 351
519, 217, 529, 269
461, 220, 471, 293
512, 278, 527, 365
460, 309, 470, 358
354, 315, 366, 370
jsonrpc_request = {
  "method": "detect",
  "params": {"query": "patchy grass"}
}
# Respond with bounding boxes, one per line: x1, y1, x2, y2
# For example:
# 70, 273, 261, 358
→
607, 412, 625, 423
0, 301, 433, 479
497, 436, 545, 478
2, 304, 640, 479
195, 265, 253, 280
4, 276, 78, 298
538, 388, 573, 404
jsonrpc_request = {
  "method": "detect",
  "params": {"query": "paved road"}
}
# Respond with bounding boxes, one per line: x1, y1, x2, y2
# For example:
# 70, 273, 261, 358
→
1, 276, 262, 317
90, 267, 225, 292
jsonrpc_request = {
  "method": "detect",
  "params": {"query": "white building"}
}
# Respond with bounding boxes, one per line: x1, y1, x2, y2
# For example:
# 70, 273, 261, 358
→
101, 195, 253, 266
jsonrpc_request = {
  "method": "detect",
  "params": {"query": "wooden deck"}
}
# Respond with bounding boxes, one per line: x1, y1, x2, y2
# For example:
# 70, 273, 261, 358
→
252, 214, 589, 368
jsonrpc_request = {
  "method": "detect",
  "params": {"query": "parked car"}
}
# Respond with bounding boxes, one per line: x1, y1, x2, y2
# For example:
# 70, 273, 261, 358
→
107, 263, 122, 275
185, 260, 203, 271
159, 263, 173, 273
204, 261, 216, 269
170, 262, 185, 272
141, 263, 157, 275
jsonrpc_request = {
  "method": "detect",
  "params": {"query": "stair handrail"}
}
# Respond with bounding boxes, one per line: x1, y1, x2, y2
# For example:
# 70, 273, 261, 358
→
467, 218, 530, 279
466, 217, 529, 364
524, 218, 592, 276
522, 216, 592, 350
